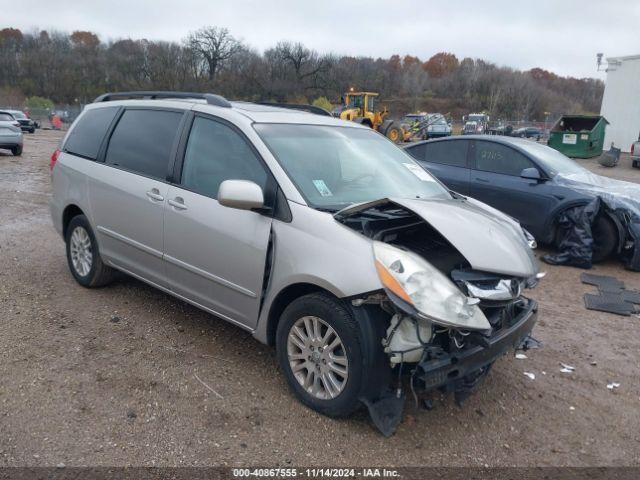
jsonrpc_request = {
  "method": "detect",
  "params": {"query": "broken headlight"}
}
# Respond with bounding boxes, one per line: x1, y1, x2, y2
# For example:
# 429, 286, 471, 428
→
522, 227, 537, 249
373, 241, 491, 331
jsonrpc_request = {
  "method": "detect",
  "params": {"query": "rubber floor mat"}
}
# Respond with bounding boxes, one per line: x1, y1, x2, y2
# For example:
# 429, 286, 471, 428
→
584, 293, 636, 316
580, 273, 626, 292
621, 290, 640, 305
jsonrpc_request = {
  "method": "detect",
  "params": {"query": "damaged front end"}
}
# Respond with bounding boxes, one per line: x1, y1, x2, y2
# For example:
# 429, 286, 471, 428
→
336, 197, 542, 436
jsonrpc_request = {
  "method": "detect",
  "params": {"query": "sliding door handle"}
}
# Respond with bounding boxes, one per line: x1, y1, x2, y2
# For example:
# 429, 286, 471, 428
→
168, 197, 187, 211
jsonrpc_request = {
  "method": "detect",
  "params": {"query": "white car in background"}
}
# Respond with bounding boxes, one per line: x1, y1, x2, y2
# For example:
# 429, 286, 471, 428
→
0, 110, 23, 156
425, 113, 452, 138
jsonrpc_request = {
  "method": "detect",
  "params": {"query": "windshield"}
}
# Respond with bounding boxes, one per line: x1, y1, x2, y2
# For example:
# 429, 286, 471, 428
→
468, 115, 484, 122
11, 111, 26, 119
255, 124, 451, 211
0, 113, 14, 121
518, 141, 587, 176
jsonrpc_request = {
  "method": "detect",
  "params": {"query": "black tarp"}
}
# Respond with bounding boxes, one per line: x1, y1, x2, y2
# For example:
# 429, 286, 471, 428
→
542, 172, 640, 271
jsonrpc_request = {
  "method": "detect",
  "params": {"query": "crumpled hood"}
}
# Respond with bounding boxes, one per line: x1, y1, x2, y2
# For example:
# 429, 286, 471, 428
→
336, 196, 539, 278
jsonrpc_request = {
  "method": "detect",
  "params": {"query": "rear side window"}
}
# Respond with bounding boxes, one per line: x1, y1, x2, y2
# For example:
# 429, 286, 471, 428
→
473, 141, 533, 176
64, 107, 119, 160
180, 116, 268, 198
105, 109, 183, 180
0, 113, 14, 121
424, 140, 468, 167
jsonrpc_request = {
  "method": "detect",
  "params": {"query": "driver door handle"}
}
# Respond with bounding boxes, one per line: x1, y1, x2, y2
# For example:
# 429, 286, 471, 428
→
475, 177, 490, 183
168, 197, 187, 211
146, 188, 164, 202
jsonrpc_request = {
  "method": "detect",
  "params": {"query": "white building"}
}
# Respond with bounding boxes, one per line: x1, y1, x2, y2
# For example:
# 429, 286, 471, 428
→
600, 54, 640, 152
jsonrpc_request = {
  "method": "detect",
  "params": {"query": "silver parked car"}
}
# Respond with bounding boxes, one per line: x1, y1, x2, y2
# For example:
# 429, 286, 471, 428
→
50, 91, 541, 435
0, 110, 23, 156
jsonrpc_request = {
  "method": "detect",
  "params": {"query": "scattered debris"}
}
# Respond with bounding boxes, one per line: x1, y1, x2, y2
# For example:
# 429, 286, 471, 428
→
524, 372, 535, 380
109, 315, 120, 323
515, 353, 527, 359
560, 363, 575, 373
518, 336, 542, 350
569, 406, 575, 411
56, 463, 66, 469
590, 361, 597, 366
194, 373, 223, 399
607, 382, 620, 390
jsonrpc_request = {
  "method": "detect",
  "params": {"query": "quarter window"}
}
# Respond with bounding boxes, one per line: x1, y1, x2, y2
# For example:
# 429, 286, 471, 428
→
105, 109, 183, 179
64, 107, 119, 160
474, 141, 534, 176
181, 116, 268, 199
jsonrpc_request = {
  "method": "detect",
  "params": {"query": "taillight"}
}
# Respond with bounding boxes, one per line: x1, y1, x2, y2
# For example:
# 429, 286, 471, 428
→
632, 144, 635, 156
50, 149, 60, 171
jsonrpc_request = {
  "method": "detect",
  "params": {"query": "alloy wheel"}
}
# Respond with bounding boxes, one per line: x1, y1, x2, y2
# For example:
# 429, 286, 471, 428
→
69, 226, 93, 277
287, 316, 349, 400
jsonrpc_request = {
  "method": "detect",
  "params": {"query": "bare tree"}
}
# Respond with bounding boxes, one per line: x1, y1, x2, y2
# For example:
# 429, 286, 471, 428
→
186, 26, 243, 82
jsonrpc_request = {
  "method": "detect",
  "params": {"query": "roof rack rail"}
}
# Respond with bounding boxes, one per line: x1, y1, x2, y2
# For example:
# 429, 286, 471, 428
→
257, 102, 332, 117
93, 91, 232, 108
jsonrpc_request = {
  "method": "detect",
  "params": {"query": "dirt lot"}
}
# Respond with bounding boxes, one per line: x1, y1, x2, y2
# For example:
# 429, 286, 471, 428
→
1, 130, 639, 467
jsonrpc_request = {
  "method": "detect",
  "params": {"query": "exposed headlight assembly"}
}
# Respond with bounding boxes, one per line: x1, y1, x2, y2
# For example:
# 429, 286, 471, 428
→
522, 227, 537, 249
373, 241, 491, 331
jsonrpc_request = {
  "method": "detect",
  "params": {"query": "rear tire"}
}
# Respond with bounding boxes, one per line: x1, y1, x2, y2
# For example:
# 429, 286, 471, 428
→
11, 145, 22, 156
592, 215, 618, 262
384, 122, 402, 143
276, 292, 365, 418
65, 214, 116, 287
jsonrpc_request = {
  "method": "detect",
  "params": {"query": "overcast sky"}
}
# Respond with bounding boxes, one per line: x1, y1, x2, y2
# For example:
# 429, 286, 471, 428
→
3, 0, 639, 78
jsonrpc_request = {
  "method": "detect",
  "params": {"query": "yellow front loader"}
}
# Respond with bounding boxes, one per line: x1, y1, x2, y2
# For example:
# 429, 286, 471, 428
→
339, 92, 403, 143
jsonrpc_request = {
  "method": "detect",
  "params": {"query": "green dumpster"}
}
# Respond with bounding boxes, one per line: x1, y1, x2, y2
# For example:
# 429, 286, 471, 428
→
548, 115, 609, 158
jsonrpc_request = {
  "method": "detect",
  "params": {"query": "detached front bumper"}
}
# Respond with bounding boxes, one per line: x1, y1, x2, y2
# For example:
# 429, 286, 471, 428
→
418, 299, 538, 391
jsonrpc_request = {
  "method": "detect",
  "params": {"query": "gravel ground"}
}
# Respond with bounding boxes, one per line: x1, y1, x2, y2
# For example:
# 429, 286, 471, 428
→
0, 130, 639, 467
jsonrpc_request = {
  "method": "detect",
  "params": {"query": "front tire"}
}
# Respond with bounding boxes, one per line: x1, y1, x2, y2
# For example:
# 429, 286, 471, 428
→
65, 215, 116, 287
592, 214, 618, 262
276, 293, 365, 417
11, 145, 22, 156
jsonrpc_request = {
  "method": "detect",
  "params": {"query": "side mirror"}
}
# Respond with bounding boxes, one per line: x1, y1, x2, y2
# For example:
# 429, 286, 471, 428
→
520, 167, 542, 181
218, 180, 264, 211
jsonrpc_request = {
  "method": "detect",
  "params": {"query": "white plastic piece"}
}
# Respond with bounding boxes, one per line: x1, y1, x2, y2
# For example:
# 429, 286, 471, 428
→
523, 372, 535, 380
385, 314, 431, 364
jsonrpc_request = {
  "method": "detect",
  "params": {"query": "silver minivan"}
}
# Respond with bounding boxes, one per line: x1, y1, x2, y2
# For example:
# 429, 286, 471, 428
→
50, 91, 541, 435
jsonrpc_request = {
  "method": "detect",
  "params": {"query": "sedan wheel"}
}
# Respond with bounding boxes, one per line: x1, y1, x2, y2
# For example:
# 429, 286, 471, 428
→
287, 316, 349, 400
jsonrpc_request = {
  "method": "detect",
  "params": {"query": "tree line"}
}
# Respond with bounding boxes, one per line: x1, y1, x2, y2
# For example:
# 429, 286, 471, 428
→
0, 26, 603, 121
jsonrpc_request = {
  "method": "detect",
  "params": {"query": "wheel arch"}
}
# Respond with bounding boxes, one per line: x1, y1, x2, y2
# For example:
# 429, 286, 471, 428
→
263, 282, 338, 347
546, 199, 624, 251
62, 204, 85, 238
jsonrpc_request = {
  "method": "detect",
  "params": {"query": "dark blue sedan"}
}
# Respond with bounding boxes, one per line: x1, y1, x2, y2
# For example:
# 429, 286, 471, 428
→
404, 135, 631, 262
